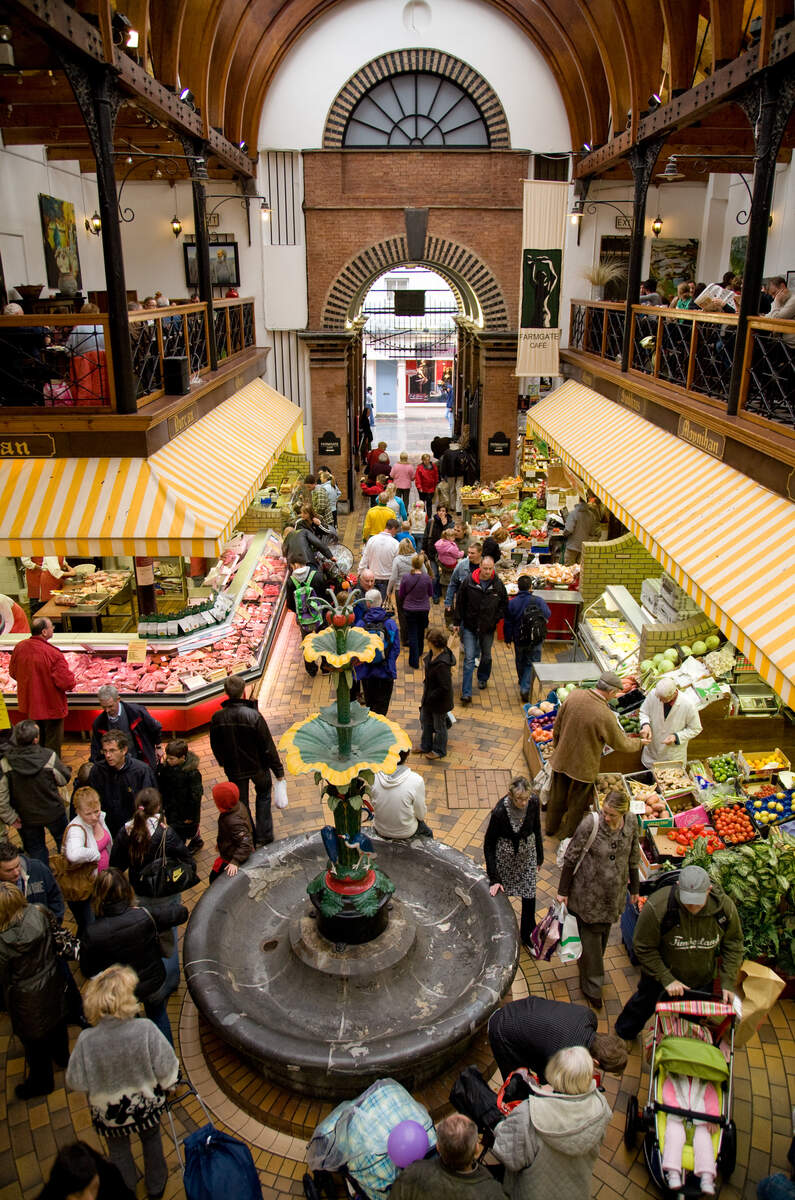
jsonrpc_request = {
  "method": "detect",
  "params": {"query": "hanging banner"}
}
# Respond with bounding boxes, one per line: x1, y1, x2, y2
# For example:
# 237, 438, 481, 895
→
516, 180, 569, 378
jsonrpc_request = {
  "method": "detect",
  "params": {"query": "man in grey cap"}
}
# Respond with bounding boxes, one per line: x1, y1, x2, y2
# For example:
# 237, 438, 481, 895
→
545, 671, 639, 839
615, 865, 744, 1041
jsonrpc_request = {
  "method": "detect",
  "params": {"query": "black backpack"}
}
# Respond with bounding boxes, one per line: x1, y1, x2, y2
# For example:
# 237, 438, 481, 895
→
515, 599, 547, 646
367, 617, 394, 664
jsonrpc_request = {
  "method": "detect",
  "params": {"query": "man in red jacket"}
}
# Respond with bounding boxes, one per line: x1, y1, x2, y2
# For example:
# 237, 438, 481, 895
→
9, 617, 76, 756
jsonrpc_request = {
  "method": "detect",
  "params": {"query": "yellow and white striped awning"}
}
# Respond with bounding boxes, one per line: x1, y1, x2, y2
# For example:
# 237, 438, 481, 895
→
528, 380, 795, 704
0, 379, 304, 557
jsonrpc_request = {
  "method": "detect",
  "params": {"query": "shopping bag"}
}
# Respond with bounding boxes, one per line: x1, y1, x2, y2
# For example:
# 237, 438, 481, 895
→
733, 959, 785, 1048
182, 1125, 263, 1200
449, 1065, 503, 1133
558, 909, 582, 963
528, 903, 564, 961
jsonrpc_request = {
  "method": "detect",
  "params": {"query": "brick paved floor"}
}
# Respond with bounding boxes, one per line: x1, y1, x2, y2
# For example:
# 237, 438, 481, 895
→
2, 508, 793, 1199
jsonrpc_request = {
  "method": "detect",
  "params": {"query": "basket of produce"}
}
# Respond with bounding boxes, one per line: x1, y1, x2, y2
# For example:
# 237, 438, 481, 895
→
737, 748, 791, 781
595, 772, 630, 808
617, 710, 641, 735
525, 700, 557, 719
705, 752, 744, 784
652, 762, 697, 802
744, 782, 793, 827
667, 822, 724, 857
710, 802, 757, 845
623, 773, 671, 828
525, 707, 555, 756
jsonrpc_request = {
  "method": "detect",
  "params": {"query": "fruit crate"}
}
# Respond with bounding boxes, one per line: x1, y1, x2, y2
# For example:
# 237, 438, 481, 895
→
652, 761, 697, 803
708, 800, 758, 846
705, 752, 744, 785
737, 748, 791, 781
743, 783, 794, 828
623, 771, 672, 829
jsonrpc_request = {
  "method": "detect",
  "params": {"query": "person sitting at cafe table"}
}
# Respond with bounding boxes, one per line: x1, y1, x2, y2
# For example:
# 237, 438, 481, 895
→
66, 303, 105, 352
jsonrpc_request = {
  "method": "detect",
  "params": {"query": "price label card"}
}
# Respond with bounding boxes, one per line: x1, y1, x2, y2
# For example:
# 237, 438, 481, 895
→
0, 692, 9, 731
206, 667, 227, 682
230, 661, 250, 676
126, 640, 148, 664
629, 799, 647, 815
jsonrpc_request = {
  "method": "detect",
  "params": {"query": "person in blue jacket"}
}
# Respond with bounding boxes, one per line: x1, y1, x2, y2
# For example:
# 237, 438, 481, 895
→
503, 575, 551, 702
352, 590, 400, 716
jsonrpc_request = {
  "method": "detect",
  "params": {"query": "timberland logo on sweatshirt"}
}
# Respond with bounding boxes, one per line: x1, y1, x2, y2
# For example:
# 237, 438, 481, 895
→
668, 933, 720, 952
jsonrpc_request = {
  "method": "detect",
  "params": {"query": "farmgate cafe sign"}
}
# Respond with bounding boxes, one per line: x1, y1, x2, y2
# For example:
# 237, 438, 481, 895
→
677, 416, 725, 461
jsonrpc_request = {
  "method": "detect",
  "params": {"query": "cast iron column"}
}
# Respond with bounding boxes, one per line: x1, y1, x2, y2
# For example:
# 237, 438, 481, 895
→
727, 69, 795, 415
60, 58, 137, 413
620, 136, 666, 372
180, 136, 218, 371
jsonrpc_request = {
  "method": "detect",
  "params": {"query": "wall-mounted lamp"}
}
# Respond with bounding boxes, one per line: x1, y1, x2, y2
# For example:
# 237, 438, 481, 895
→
259, 200, 270, 221
569, 200, 584, 226
0, 25, 15, 71
85, 211, 102, 236
170, 214, 183, 239
651, 215, 663, 238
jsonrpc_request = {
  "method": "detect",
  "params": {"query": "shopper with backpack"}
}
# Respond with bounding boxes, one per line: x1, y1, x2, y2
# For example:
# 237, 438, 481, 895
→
352, 590, 400, 715
503, 575, 551, 702
285, 553, 334, 677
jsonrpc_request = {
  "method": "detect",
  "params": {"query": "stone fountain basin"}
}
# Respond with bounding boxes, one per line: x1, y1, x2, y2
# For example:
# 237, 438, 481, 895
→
184, 832, 519, 1098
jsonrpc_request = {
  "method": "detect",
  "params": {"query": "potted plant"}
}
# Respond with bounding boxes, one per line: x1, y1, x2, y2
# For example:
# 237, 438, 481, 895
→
583, 257, 627, 301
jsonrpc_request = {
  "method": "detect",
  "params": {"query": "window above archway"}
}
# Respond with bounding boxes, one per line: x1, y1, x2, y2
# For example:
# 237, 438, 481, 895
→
324, 50, 510, 150
344, 72, 489, 147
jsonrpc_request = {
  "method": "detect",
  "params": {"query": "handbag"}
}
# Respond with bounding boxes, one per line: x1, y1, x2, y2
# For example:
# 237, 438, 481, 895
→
136, 827, 198, 898
48, 822, 97, 902
555, 810, 600, 869
528, 902, 564, 961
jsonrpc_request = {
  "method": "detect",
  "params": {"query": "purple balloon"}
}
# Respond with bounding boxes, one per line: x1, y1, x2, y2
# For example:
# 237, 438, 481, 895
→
387, 1119, 429, 1168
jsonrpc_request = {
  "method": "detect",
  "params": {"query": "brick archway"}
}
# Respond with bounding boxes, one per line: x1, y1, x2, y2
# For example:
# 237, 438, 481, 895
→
320, 235, 510, 331
323, 49, 510, 150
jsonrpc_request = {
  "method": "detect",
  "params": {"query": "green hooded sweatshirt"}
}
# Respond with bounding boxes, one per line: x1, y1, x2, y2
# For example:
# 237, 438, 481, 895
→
633, 884, 744, 991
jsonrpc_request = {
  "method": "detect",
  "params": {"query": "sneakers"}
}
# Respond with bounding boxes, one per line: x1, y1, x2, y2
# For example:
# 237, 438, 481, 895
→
460, 695, 472, 704
520, 691, 530, 702
699, 1175, 716, 1195
665, 1172, 682, 1191
477, 680, 488, 690
423, 751, 442, 760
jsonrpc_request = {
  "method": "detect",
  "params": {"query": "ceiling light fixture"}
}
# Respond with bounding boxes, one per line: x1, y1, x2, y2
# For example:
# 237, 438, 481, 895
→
656, 155, 685, 182
0, 25, 15, 71
651, 215, 663, 238
126, 28, 139, 50
179, 87, 194, 105
238, 140, 249, 154
581, 141, 592, 155
170, 214, 183, 239
648, 92, 662, 109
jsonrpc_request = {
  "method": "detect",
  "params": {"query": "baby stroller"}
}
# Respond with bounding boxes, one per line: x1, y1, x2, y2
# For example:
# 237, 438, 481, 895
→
624, 997, 737, 1196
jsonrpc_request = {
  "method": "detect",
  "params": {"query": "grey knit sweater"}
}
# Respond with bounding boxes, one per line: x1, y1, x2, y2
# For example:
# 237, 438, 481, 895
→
66, 1015, 179, 1137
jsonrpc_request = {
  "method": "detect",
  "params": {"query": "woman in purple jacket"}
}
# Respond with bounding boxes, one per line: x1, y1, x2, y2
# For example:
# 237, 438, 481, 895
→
398, 556, 434, 669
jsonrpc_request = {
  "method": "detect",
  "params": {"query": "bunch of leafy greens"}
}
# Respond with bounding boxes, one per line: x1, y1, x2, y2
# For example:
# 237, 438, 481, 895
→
683, 834, 795, 976
518, 496, 544, 528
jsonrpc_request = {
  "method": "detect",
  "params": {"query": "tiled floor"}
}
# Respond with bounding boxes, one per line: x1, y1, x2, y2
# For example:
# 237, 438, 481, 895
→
371, 408, 449, 454
2, 506, 794, 1199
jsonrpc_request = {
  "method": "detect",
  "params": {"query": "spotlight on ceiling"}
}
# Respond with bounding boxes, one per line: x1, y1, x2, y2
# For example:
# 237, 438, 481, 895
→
238, 140, 249, 154
126, 28, 139, 50
85, 211, 102, 236
193, 156, 208, 180
0, 25, 15, 71
179, 87, 194, 106
648, 92, 662, 109
656, 156, 685, 182
171, 214, 183, 239
581, 141, 592, 155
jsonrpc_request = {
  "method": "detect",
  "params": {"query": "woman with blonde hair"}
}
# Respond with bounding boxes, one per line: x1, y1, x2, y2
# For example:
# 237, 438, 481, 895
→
0, 881, 68, 1098
492, 1044, 612, 1199
66, 965, 178, 1198
383, 480, 408, 522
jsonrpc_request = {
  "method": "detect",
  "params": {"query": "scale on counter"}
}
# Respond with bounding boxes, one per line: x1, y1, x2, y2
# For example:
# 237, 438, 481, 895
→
733, 680, 779, 715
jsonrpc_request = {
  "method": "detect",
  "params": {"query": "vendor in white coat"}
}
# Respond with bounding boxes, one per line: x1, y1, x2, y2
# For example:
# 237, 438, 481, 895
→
639, 677, 702, 768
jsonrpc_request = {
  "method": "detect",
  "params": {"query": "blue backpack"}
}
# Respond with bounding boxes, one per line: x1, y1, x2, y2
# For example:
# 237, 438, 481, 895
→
182, 1124, 263, 1200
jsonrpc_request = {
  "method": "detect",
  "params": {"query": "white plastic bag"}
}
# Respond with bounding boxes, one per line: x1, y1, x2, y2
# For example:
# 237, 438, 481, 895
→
558, 908, 582, 963
273, 777, 289, 809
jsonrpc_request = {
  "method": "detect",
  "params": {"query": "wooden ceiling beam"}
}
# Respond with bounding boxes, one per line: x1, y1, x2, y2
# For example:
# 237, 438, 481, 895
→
575, 18, 795, 178
2, 0, 254, 175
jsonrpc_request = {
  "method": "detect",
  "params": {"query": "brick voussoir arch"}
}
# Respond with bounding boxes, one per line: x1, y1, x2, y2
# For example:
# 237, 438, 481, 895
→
323, 48, 510, 149
321, 236, 509, 331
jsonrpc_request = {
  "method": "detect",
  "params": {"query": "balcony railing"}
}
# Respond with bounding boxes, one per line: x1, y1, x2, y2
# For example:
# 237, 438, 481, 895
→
0, 313, 114, 410
568, 300, 795, 435
0, 299, 257, 413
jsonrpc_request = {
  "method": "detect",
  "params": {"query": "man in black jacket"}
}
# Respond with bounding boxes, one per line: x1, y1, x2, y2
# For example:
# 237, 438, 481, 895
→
487, 996, 628, 1082
0, 839, 64, 921
209, 674, 285, 846
282, 522, 334, 571
89, 685, 162, 768
453, 557, 508, 703
0, 719, 71, 864
87, 730, 156, 838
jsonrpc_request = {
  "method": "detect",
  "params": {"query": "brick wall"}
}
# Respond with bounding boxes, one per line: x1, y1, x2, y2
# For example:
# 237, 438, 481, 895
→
580, 533, 664, 605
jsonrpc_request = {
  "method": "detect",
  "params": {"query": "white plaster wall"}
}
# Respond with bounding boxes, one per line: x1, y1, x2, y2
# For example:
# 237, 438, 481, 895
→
0, 142, 105, 294
257, 0, 570, 152
718, 161, 794, 280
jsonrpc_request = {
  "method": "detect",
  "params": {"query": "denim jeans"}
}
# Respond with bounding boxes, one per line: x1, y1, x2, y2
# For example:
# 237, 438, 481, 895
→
231, 774, 273, 845
144, 996, 174, 1045
20, 811, 68, 866
461, 628, 495, 697
420, 707, 448, 757
514, 642, 542, 695
406, 609, 429, 668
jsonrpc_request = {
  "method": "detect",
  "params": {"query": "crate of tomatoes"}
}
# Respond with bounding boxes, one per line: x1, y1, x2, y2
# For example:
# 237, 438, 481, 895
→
652, 822, 724, 859
709, 802, 757, 845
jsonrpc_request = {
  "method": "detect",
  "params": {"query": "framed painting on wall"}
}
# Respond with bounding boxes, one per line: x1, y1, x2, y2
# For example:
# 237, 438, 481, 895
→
729, 236, 748, 279
649, 237, 699, 299
183, 241, 240, 288
38, 194, 82, 289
